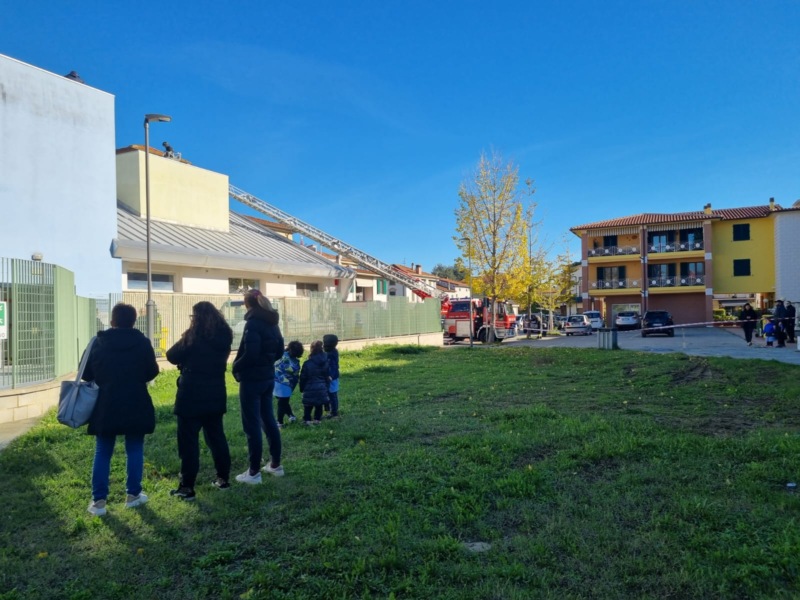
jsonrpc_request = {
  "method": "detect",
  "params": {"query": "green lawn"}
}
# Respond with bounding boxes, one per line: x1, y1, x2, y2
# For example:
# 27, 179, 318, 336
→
2, 345, 800, 599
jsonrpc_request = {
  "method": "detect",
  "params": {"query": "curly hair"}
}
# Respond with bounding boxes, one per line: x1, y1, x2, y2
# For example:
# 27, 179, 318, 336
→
184, 301, 233, 346
287, 340, 304, 359
309, 340, 324, 355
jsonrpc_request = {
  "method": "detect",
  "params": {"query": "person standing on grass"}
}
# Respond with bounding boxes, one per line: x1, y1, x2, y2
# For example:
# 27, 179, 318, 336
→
232, 289, 285, 483
166, 301, 234, 501
83, 302, 159, 517
299, 340, 329, 425
739, 303, 758, 346
274, 341, 304, 427
323, 334, 340, 419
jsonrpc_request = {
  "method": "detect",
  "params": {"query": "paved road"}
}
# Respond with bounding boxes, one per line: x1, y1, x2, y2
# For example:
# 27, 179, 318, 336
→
495, 325, 800, 366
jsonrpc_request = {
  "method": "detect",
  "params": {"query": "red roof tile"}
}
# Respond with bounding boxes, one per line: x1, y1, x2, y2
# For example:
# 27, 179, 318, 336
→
570, 205, 781, 231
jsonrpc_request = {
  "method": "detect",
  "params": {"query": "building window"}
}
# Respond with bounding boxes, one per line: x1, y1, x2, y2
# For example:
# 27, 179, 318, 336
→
733, 259, 751, 276
296, 282, 319, 297
679, 262, 705, 285
596, 265, 627, 288
732, 224, 750, 241
229, 278, 259, 294
127, 272, 174, 292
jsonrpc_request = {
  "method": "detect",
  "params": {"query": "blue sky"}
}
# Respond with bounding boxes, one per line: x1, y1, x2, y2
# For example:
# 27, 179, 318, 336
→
3, 1, 799, 269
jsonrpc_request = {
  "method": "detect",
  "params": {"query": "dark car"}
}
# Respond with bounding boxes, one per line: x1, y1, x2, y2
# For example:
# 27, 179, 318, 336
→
641, 310, 674, 337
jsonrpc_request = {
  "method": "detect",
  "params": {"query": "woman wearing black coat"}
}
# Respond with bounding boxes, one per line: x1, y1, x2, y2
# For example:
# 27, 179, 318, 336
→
739, 303, 758, 346
231, 290, 285, 483
299, 340, 330, 425
83, 303, 159, 517
166, 301, 234, 500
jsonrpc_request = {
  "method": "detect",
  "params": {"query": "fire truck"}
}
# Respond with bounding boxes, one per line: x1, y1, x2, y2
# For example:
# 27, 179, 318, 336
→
442, 297, 517, 343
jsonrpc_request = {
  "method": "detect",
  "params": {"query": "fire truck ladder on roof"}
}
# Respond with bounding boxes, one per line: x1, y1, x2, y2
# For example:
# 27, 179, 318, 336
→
229, 184, 441, 299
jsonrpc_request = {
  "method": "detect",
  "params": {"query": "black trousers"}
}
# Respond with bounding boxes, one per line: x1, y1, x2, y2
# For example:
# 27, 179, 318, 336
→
303, 405, 323, 422
276, 396, 295, 424
786, 320, 796, 343
742, 324, 755, 343
177, 413, 231, 488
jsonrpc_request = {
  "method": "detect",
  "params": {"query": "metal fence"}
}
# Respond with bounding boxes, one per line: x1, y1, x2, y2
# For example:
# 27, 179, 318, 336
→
0, 258, 96, 389
0, 255, 440, 391
108, 292, 441, 356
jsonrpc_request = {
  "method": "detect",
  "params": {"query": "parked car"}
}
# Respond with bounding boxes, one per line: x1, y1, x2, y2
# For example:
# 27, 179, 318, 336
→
555, 315, 568, 330
615, 311, 640, 331
584, 310, 604, 329
641, 310, 674, 337
564, 314, 592, 336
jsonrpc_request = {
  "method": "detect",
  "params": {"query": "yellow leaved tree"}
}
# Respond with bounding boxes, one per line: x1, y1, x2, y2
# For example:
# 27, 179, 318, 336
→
454, 151, 536, 342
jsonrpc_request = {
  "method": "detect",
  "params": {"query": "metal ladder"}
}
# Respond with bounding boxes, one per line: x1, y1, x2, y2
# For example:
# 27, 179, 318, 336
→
229, 184, 441, 298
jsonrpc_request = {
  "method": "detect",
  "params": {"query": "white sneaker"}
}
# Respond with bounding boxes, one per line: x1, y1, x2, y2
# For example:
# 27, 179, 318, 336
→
288, 416, 297, 423
262, 464, 285, 477
125, 493, 148, 508
87, 499, 107, 516
235, 469, 262, 484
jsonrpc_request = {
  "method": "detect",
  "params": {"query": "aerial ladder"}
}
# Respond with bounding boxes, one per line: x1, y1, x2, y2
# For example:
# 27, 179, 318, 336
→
229, 184, 441, 299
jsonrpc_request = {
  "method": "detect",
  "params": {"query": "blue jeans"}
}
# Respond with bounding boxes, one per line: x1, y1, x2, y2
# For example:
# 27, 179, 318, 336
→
91, 434, 144, 501
239, 379, 281, 473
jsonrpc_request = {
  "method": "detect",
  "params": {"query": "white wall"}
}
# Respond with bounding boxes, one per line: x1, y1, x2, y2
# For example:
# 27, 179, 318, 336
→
775, 211, 800, 302
0, 54, 118, 296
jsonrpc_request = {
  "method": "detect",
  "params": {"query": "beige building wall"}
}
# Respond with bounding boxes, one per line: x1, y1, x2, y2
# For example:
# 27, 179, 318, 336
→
116, 149, 230, 232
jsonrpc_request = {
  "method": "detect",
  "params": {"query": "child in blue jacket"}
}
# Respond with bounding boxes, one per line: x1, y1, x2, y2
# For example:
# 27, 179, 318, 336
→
323, 334, 340, 418
274, 341, 304, 426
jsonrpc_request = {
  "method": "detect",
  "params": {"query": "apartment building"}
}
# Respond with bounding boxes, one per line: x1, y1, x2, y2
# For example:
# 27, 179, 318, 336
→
570, 201, 780, 325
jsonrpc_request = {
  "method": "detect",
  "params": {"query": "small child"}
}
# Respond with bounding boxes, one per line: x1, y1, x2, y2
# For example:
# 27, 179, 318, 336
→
274, 341, 304, 426
323, 334, 340, 418
764, 319, 776, 347
299, 340, 329, 425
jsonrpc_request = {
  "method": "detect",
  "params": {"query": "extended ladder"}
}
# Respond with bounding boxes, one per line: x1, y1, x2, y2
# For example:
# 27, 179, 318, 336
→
229, 184, 441, 299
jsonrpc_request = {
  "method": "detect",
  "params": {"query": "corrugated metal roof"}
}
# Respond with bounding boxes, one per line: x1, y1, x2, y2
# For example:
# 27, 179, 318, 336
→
570, 205, 781, 232
112, 205, 354, 278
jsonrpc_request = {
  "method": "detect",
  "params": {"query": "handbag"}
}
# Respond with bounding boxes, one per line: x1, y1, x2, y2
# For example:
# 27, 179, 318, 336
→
57, 336, 99, 428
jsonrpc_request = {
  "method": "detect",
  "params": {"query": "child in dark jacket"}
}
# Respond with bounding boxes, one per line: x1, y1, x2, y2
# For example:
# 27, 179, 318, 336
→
299, 340, 329, 425
323, 334, 340, 418
274, 341, 304, 426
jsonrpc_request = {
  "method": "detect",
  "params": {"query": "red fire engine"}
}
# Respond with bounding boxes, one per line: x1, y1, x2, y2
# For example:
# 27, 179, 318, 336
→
442, 297, 517, 343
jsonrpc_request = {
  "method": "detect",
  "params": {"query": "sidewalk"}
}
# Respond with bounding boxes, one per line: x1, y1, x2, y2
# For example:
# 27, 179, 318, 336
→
0, 417, 40, 451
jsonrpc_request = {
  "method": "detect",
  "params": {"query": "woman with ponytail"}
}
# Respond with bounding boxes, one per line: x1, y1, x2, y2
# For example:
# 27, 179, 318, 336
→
231, 290, 285, 483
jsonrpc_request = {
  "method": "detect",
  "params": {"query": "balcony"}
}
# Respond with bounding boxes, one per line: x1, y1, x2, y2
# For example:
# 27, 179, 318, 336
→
587, 245, 640, 257
647, 240, 704, 253
590, 278, 641, 290
648, 275, 705, 288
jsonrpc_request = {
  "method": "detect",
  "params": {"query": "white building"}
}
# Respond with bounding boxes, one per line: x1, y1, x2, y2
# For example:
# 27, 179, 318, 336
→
0, 54, 118, 296
112, 146, 354, 297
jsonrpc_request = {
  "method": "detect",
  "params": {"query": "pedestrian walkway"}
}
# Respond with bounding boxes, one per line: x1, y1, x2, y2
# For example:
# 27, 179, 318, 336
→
0, 417, 40, 451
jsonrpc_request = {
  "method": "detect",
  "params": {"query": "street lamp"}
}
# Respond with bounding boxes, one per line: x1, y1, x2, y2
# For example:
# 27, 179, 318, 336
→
143, 113, 171, 347
461, 237, 474, 348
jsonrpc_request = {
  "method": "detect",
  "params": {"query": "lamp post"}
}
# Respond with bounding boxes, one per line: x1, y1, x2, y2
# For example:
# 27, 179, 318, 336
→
461, 237, 473, 348
143, 113, 171, 347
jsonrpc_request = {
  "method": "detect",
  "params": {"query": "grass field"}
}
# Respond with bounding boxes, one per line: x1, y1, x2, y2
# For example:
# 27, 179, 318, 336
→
1, 345, 800, 599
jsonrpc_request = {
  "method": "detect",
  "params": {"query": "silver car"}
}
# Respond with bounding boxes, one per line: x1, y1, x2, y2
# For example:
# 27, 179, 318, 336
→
564, 314, 593, 336
615, 311, 640, 331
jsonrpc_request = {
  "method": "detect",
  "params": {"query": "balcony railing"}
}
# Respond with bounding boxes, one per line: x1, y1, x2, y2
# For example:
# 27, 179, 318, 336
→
647, 240, 704, 253
588, 245, 640, 257
590, 278, 641, 290
647, 275, 705, 288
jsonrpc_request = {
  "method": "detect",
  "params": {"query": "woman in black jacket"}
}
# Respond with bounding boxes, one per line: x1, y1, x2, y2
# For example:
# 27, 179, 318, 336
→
166, 301, 234, 500
83, 303, 160, 517
231, 290, 285, 483
739, 303, 758, 346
